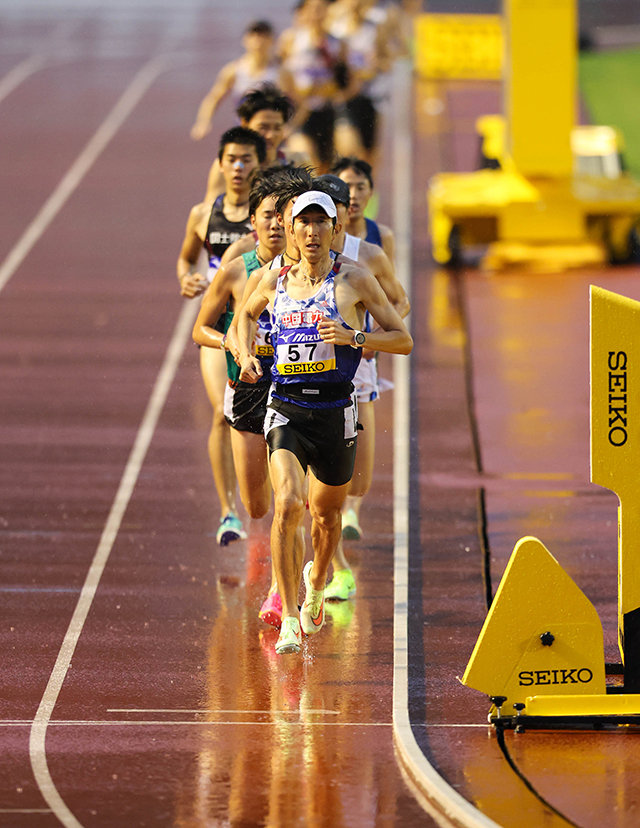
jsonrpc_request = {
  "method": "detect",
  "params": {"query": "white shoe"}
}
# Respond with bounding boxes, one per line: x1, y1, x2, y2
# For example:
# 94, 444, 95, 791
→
300, 561, 325, 635
275, 616, 301, 654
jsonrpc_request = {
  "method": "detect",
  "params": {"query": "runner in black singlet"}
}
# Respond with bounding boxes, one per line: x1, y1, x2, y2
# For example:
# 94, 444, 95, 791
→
177, 126, 265, 546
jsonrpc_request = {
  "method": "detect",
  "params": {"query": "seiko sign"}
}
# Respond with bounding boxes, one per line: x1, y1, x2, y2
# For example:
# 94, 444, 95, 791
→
518, 668, 594, 686
607, 350, 628, 447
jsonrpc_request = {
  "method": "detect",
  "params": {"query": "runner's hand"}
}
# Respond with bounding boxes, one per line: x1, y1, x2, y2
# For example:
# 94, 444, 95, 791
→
190, 122, 210, 141
225, 327, 242, 365
317, 318, 352, 345
180, 273, 207, 298
239, 355, 263, 384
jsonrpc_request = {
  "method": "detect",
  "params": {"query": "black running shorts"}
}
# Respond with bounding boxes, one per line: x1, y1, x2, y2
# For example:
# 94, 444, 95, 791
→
264, 395, 358, 486
224, 381, 269, 434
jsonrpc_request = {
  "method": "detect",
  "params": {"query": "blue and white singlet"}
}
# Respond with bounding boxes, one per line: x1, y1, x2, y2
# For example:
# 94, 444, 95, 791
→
269, 259, 361, 409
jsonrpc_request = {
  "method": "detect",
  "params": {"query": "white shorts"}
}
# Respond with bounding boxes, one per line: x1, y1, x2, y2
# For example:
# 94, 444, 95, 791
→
353, 357, 379, 403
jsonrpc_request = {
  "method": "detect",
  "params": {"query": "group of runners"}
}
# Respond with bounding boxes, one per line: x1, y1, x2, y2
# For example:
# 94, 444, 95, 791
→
177, 0, 415, 655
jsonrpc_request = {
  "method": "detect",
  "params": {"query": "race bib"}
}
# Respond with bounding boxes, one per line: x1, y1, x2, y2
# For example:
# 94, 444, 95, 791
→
255, 332, 274, 358
275, 336, 335, 376
255, 312, 274, 357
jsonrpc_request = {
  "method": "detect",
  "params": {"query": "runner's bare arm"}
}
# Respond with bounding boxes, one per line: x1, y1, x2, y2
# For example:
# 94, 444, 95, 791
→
237, 273, 275, 383
378, 223, 396, 265
319, 270, 412, 355
177, 203, 209, 298
365, 244, 410, 318
192, 259, 244, 349
190, 61, 237, 141
226, 263, 270, 363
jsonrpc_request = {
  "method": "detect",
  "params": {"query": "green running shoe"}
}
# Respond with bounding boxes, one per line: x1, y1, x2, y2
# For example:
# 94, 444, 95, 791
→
324, 569, 356, 601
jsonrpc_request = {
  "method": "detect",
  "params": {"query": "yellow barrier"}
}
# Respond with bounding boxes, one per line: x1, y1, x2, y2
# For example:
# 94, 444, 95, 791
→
460, 287, 640, 725
461, 537, 606, 710
591, 286, 640, 690
414, 13, 503, 80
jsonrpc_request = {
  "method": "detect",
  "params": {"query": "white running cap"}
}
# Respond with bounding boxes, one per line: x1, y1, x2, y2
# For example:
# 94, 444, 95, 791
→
291, 190, 337, 220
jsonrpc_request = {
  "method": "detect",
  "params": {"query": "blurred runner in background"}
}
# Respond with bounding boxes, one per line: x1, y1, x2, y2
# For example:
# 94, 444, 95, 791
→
191, 20, 293, 141
205, 83, 296, 201
279, 0, 354, 173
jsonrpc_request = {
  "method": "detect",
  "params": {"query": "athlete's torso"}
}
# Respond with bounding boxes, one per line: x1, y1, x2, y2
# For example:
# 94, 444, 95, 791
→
328, 17, 377, 75
231, 58, 281, 104
270, 259, 361, 408
283, 28, 342, 109
204, 194, 252, 282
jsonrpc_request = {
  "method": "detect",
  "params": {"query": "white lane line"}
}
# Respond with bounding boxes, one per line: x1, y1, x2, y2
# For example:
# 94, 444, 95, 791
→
390, 60, 500, 828
29, 298, 200, 828
0, 55, 46, 104
0, 810, 52, 815
0, 54, 170, 296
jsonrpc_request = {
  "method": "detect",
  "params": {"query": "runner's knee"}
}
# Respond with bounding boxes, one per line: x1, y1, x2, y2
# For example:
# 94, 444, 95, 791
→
309, 503, 342, 530
273, 490, 305, 526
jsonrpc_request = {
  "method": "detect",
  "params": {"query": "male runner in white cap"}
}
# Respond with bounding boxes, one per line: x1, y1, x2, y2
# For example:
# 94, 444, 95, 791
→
237, 190, 412, 654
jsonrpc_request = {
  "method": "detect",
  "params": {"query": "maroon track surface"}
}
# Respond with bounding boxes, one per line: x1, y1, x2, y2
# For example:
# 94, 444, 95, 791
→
0, 4, 430, 826
3, 2, 640, 827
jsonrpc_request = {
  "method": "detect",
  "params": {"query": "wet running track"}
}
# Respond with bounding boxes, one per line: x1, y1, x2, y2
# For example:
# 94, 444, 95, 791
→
2, 1, 640, 826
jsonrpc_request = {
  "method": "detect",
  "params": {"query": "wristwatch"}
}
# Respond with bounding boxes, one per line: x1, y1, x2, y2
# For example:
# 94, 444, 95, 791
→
351, 330, 366, 348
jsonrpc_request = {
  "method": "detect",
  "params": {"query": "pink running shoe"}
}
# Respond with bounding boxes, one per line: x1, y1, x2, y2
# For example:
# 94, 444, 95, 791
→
259, 591, 282, 628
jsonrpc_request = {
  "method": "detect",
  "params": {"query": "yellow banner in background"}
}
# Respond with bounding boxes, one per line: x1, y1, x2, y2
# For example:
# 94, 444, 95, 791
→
414, 14, 503, 80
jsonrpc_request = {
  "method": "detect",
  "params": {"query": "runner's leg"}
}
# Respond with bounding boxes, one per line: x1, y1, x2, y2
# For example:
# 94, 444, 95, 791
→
268, 448, 307, 618
200, 346, 237, 517
229, 427, 271, 519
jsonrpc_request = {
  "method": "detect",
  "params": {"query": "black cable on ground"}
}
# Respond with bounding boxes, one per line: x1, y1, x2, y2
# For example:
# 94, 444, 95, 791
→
452, 269, 493, 612
494, 723, 582, 828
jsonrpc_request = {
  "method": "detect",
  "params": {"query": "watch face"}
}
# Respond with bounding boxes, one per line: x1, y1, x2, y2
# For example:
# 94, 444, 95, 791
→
355, 332, 366, 345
